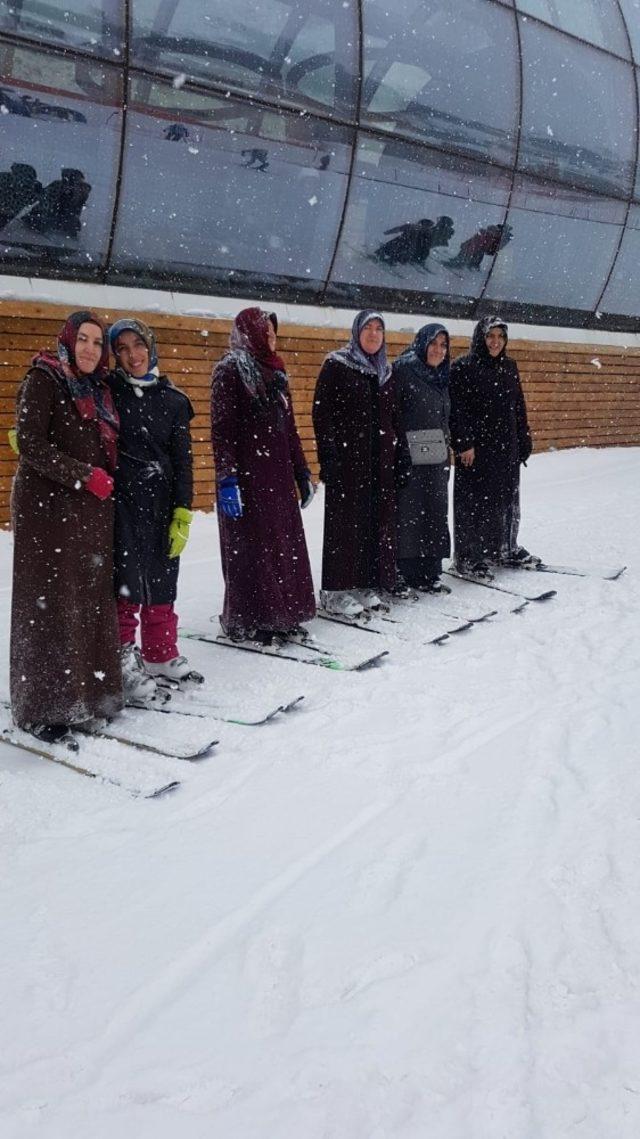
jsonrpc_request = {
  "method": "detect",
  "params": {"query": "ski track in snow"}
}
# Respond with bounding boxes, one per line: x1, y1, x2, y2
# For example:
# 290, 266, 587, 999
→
1, 447, 640, 1138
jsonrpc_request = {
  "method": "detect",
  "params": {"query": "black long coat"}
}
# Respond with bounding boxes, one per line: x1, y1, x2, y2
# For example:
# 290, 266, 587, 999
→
11, 365, 123, 728
312, 357, 400, 592
110, 371, 194, 606
449, 321, 532, 565
393, 353, 451, 563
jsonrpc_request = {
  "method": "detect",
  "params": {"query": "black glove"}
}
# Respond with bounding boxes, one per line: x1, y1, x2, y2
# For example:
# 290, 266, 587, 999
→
520, 441, 532, 466
296, 471, 315, 509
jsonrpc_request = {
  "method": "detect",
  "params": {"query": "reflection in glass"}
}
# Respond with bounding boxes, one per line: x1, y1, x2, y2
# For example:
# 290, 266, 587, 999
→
485, 176, 625, 309
360, 0, 518, 165
329, 135, 510, 301
0, 0, 124, 57
110, 80, 352, 296
516, 0, 629, 59
600, 204, 640, 316
0, 47, 121, 272
519, 19, 636, 196
130, 0, 357, 117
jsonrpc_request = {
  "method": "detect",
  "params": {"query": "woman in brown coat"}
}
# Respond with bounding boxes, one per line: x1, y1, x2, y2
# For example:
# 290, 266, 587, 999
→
10, 310, 123, 744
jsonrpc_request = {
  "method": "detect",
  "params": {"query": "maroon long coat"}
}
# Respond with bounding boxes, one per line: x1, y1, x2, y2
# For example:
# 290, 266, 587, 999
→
312, 357, 399, 591
211, 357, 316, 635
10, 365, 123, 728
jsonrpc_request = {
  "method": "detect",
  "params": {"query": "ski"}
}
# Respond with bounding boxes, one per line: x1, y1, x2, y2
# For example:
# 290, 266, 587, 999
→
502, 562, 626, 581
183, 631, 388, 671
444, 569, 556, 602
0, 728, 180, 798
317, 608, 458, 646
130, 699, 295, 727
76, 724, 218, 761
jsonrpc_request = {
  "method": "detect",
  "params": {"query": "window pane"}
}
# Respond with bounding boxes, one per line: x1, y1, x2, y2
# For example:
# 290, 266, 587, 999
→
329, 134, 511, 305
599, 204, 640, 317
110, 78, 351, 297
519, 19, 636, 196
484, 175, 625, 310
130, 0, 358, 118
618, 0, 640, 64
0, 0, 124, 58
0, 47, 121, 274
516, 0, 630, 58
360, 0, 519, 165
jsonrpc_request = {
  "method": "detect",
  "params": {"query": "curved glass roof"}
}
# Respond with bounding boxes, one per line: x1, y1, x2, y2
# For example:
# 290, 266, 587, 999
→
1, 0, 639, 329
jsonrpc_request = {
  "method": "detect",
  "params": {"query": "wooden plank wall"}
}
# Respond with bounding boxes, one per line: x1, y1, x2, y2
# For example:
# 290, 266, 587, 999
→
2, 300, 640, 527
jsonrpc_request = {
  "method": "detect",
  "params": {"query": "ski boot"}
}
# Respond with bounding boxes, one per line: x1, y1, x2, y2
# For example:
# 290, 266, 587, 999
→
319, 590, 365, 619
144, 655, 205, 686
28, 723, 79, 752
121, 643, 160, 705
501, 546, 542, 568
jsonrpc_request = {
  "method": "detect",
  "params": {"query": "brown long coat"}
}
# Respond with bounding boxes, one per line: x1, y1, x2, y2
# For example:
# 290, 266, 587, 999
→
10, 365, 123, 728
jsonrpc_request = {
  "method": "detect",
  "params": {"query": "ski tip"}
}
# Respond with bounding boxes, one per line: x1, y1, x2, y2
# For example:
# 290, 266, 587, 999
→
610, 566, 627, 580
143, 780, 181, 799
282, 695, 305, 712
533, 590, 557, 601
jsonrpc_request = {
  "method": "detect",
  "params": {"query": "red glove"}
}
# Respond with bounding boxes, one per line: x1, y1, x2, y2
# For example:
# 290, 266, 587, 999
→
85, 467, 114, 500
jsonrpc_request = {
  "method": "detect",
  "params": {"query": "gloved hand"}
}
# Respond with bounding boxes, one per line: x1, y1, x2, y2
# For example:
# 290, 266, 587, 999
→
217, 476, 243, 519
296, 471, 315, 509
168, 506, 193, 558
85, 467, 114, 500
8, 428, 19, 455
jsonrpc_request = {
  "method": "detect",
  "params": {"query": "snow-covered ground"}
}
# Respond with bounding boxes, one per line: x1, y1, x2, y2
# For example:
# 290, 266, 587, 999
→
1, 446, 640, 1139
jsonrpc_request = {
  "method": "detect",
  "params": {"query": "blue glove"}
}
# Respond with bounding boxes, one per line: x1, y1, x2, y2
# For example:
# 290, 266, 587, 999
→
217, 476, 243, 519
296, 471, 315, 509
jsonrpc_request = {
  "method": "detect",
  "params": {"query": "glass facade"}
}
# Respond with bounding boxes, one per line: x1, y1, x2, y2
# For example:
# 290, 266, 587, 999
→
1, 0, 640, 329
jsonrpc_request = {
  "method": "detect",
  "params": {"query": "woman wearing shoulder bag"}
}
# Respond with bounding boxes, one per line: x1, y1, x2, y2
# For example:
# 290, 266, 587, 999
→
393, 323, 452, 593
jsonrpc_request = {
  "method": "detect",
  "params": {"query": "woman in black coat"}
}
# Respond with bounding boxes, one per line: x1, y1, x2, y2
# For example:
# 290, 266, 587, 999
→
313, 310, 401, 618
449, 316, 537, 579
108, 318, 196, 697
393, 323, 452, 593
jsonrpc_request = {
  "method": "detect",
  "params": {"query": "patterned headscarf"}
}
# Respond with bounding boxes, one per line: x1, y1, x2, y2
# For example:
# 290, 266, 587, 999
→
33, 310, 119, 472
327, 309, 391, 387
229, 307, 286, 372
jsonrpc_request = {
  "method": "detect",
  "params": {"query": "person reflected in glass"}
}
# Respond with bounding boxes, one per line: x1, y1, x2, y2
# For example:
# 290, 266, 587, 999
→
393, 324, 452, 594
445, 223, 513, 271
108, 318, 198, 701
313, 310, 404, 618
449, 316, 539, 581
374, 215, 454, 268
0, 163, 42, 230
23, 167, 91, 239
10, 311, 123, 745
211, 308, 316, 646
240, 148, 270, 172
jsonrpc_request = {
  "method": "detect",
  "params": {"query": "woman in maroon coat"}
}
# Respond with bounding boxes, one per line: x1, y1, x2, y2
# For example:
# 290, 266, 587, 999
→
210, 308, 316, 644
10, 311, 123, 744
313, 310, 403, 618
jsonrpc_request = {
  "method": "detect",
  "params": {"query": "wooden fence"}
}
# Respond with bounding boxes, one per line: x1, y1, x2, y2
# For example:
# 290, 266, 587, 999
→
2, 300, 640, 526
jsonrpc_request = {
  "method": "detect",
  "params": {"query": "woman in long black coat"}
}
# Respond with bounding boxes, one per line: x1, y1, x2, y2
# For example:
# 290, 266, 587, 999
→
393, 323, 451, 592
449, 316, 536, 578
108, 318, 195, 695
313, 310, 402, 617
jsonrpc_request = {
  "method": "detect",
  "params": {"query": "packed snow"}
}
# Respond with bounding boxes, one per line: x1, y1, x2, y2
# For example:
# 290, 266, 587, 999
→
1, 445, 640, 1138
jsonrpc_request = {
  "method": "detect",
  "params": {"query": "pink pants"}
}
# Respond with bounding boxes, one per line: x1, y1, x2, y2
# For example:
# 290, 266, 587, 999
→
117, 600, 179, 663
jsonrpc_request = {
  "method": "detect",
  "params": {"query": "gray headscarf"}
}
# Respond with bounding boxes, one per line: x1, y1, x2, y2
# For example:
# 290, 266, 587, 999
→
326, 309, 391, 387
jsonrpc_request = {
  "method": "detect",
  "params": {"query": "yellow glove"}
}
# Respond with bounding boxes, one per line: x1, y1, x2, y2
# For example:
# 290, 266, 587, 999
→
8, 428, 19, 455
168, 507, 193, 559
